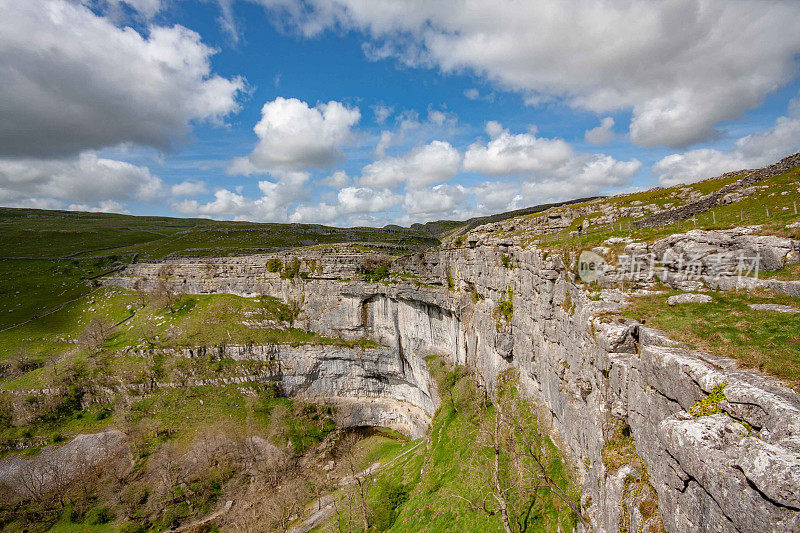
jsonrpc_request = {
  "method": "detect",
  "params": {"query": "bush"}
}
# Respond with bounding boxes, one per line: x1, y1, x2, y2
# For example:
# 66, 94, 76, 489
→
497, 290, 513, 321
364, 265, 390, 282
266, 258, 283, 272
86, 506, 114, 525
281, 257, 302, 279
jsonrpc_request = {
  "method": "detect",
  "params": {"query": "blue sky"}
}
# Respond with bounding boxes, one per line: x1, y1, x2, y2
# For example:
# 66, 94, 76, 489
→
1, 0, 800, 226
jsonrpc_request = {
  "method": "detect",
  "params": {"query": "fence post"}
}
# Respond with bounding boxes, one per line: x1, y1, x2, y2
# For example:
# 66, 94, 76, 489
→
794, 201, 797, 215
712, 211, 716, 225
766, 206, 770, 218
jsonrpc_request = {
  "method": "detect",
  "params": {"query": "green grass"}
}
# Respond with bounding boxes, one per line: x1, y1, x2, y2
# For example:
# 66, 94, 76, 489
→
623, 290, 800, 391
517, 166, 800, 250
319, 358, 579, 533
0, 207, 443, 330
0, 288, 378, 392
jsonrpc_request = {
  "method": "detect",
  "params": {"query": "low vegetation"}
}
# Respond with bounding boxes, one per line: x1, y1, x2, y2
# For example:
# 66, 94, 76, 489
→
623, 289, 800, 391
317, 359, 581, 532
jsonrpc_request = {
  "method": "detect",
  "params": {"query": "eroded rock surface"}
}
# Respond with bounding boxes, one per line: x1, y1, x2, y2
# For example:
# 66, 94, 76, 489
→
103, 239, 800, 532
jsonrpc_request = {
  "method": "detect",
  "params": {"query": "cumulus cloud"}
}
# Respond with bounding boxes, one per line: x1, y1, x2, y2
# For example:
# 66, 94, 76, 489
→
257, 0, 800, 148
230, 97, 360, 174
585, 117, 616, 145
403, 184, 467, 215
375, 131, 394, 158
0, 0, 244, 158
319, 170, 350, 188
653, 111, 800, 186
289, 186, 400, 224
171, 181, 208, 197
465, 122, 640, 183
471, 181, 524, 212
464, 122, 641, 199
0, 152, 164, 209
360, 140, 461, 188
464, 126, 574, 176
68, 200, 128, 214
173, 170, 311, 221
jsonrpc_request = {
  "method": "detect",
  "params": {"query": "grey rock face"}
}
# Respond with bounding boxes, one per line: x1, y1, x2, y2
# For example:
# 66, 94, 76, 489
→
105, 241, 800, 532
0, 430, 129, 497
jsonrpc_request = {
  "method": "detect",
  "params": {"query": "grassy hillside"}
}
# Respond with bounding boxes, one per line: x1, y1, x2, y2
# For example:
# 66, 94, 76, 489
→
305, 359, 581, 533
0, 208, 442, 330
512, 165, 800, 249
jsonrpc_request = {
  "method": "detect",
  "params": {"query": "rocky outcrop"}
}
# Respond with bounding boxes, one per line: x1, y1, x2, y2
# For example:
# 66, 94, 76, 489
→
105, 238, 800, 532
0, 430, 129, 498
597, 226, 800, 295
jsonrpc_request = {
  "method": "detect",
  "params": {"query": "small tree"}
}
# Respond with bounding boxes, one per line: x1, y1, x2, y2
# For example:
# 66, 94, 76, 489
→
151, 278, 182, 312
132, 277, 150, 307
455, 369, 584, 532
78, 318, 112, 352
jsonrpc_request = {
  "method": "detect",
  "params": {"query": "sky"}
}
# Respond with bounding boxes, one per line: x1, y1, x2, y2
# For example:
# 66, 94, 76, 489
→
1, 0, 800, 227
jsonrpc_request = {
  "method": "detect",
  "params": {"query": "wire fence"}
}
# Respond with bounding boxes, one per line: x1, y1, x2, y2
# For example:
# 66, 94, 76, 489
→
533, 198, 799, 246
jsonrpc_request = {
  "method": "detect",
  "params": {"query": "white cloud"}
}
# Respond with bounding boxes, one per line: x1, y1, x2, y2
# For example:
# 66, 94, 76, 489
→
403, 184, 467, 215
0, 0, 244, 158
0, 152, 163, 208
471, 181, 524, 212
289, 186, 400, 224
173, 170, 311, 221
372, 104, 394, 124
427, 109, 456, 128
230, 97, 360, 174
68, 200, 128, 214
105, 0, 163, 18
464, 87, 494, 102
375, 131, 394, 158
360, 140, 461, 188
320, 170, 350, 188
464, 123, 641, 200
214, 0, 240, 43
653, 114, 800, 186
585, 117, 616, 145
171, 181, 208, 197
464, 125, 575, 176
258, 0, 800, 148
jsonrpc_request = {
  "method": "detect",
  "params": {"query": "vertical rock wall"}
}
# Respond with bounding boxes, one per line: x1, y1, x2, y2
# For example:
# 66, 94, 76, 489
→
107, 244, 800, 532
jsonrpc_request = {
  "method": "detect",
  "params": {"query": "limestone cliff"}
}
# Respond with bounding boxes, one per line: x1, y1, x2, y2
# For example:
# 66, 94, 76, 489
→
106, 238, 800, 532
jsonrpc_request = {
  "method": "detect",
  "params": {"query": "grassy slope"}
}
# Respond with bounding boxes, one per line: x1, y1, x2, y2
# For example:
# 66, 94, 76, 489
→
0, 207, 442, 330
314, 358, 579, 533
623, 289, 800, 391
513, 165, 800, 250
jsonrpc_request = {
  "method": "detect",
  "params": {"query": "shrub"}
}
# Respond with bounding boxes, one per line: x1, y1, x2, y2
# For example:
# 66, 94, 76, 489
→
501, 253, 513, 269
364, 265, 390, 282
497, 290, 513, 321
86, 506, 114, 525
690, 382, 728, 417
281, 257, 302, 279
266, 258, 283, 273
